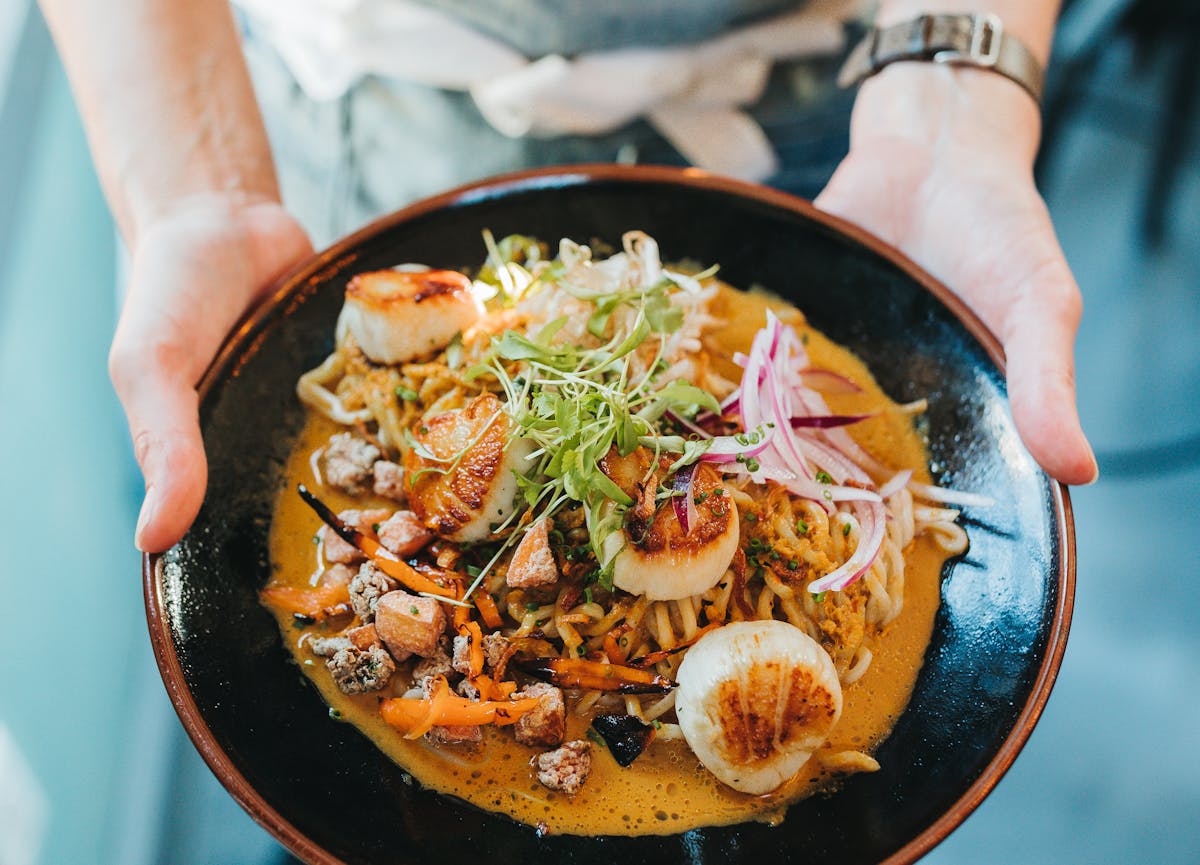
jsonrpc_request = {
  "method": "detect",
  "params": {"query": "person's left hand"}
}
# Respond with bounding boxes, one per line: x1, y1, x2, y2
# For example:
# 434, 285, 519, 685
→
816, 64, 1097, 485
109, 194, 312, 552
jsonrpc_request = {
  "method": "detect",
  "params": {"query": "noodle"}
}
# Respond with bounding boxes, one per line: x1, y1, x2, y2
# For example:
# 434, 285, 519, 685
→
264, 232, 975, 827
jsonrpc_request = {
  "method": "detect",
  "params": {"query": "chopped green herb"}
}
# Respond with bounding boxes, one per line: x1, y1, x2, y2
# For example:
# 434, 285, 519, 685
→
576, 644, 587, 656
584, 587, 593, 605
394, 385, 419, 402
311, 534, 320, 544
788, 560, 800, 570
418, 425, 429, 434
440, 236, 733, 609
596, 561, 616, 593
445, 331, 464, 369
744, 513, 757, 523
464, 564, 482, 578
409, 605, 419, 615
693, 491, 709, 504
842, 523, 852, 537
586, 728, 606, 747
525, 601, 541, 612
652, 719, 663, 730
371, 523, 381, 533
796, 519, 809, 535
329, 708, 343, 720
815, 470, 833, 484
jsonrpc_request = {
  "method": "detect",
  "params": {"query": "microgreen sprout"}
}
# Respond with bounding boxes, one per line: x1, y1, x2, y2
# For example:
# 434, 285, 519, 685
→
455, 235, 725, 603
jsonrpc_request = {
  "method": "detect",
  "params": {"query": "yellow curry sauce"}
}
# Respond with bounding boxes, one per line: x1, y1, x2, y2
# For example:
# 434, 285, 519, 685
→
266, 286, 950, 835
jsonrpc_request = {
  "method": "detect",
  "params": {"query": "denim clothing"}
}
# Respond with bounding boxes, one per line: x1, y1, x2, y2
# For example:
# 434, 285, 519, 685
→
241, 14, 856, 247
408, 0, 805, 55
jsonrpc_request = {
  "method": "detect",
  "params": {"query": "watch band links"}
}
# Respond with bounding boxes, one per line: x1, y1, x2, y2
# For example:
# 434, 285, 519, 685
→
838, 13, 1045, 105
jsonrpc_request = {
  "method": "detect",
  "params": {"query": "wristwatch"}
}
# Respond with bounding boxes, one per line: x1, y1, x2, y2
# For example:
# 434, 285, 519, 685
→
837, 13, 1045, 104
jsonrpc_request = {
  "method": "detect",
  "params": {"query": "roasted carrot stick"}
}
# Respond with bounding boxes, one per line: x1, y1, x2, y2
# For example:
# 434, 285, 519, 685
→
260, 583, 350, 619
458, 621, 486, 679
625, 623, 720, 668
602, 623, 633, 664
514, 657, 675, 694
298, 484, 454, 598
381, 678, 539, 738
471, 674, 517, 702
474, 591, 504, 630
405, 676, 455, 739
452, 599, 472, 630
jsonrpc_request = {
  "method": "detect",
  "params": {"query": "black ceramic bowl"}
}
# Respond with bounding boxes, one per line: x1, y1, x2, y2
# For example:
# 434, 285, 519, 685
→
147, 165, 1074, 865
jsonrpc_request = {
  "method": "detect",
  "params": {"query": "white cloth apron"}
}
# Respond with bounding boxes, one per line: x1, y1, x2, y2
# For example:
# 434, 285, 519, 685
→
234, 0, 865, 180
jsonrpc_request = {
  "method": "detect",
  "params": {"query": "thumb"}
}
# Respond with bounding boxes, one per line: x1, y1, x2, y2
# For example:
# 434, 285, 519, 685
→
111, 349, 208, 553
1001, 258, 1098, 486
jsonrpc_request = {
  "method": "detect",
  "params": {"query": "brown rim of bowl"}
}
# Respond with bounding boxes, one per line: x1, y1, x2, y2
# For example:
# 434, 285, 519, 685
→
143, 163, 1076, 865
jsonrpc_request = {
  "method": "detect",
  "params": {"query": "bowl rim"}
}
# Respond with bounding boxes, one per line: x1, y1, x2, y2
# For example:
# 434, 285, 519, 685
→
144, 163, 1076, 865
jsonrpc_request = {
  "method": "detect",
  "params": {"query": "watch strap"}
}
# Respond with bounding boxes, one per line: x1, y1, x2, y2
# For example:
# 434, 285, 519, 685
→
838, 13, 1045, 104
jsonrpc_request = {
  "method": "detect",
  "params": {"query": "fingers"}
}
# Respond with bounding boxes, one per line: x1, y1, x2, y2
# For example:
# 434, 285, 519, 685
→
110, 201, 313, 551
1001, 257, 1099, 486
110, 236, 214, 553
110, 348, 208, 552
820, 152, 1097, 487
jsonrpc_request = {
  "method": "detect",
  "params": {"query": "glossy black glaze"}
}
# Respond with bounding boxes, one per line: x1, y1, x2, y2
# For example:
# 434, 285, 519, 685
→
151, 168, 1071, 865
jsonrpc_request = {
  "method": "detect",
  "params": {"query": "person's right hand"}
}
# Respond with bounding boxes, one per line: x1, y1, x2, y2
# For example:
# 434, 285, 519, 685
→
109, 194, 312, 552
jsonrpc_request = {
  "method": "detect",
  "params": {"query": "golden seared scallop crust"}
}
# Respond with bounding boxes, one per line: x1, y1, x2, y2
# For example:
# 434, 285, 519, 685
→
346, 269, 471, 305
715, 660, 839, 764
342, 269, 482, 365
600, 450, 739, 600
675, 621, 843, 794
599, 450, 734, 552
403, 393, 531, 542
636, 463, 734, 555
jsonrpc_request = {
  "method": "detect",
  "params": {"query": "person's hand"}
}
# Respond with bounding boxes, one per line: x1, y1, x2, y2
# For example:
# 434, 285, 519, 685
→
109, 194, 312, 552
816, 64, 1098, 485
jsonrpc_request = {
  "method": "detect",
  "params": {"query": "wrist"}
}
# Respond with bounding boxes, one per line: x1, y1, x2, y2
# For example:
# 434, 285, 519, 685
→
849, 60, 1042, 170
129, 189, 284, 250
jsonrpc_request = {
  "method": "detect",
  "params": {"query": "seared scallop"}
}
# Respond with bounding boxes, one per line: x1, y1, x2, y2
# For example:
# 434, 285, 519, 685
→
675, 621, 842, 794
403, 393, 533, 543
599, 451, 738, 601
338, 269, 482, 364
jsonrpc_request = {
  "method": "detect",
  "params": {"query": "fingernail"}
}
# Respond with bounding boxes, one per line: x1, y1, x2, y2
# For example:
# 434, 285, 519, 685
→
1083, 447, 1100, 486
135, 486, 158, 551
